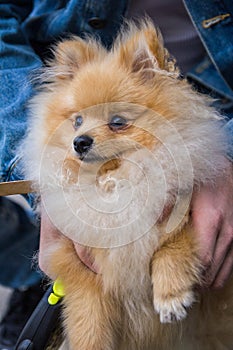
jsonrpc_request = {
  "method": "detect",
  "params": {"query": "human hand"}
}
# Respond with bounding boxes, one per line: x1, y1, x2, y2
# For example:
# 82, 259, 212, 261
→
39, 205, 97, 278
191, 160, 233, 289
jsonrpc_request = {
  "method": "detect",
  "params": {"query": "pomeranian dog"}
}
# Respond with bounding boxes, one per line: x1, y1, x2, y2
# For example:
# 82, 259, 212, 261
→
23, 19, 233, 350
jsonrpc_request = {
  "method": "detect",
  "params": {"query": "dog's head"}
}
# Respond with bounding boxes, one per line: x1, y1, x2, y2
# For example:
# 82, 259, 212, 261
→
26, 19, 226, 247
34, 20, 186, 180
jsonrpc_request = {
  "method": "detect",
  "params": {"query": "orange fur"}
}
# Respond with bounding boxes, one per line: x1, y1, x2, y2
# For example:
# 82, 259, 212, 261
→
25, 19, 233, 349
50, 239, 122, 349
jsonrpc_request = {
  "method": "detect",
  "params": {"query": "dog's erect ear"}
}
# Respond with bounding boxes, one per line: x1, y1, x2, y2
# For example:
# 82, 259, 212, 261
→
50, 37, 106, 80
116, 20, 179, 80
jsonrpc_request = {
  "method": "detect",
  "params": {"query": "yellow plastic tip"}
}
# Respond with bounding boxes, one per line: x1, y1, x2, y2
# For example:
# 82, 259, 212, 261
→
48, 293, 60, 305
53, 279, 65, 298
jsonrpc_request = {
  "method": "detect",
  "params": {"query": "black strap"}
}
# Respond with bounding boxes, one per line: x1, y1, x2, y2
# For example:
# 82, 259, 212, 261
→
14, 286, 62, 350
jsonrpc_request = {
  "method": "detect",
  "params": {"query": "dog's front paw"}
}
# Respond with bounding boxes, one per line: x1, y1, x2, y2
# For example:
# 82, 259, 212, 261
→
153, 290, 195, 323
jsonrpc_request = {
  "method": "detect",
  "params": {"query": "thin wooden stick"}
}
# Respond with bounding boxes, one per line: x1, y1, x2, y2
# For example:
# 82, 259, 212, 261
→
0, 180, 34, 196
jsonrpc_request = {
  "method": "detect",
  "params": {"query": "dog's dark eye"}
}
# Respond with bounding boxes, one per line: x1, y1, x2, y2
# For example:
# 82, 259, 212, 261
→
109, 115, 128, 131
74, 115, 83, 129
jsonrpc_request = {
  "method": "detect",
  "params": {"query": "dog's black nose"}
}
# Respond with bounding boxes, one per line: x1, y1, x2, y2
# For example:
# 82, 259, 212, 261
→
73, 135, 93, 156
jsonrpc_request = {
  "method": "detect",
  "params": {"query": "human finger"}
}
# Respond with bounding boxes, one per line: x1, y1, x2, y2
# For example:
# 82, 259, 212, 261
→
211, 243, 233, 289
205, 224, 233, 286
191, 205, 222, 271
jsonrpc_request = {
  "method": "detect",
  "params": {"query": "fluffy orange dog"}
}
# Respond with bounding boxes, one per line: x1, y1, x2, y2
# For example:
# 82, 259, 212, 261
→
24, 20, 233, 349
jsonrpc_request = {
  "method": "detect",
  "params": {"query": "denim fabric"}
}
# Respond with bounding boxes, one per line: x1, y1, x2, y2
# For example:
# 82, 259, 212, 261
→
0, 1, 42, 183
22, 0, 128, 49
0, 197, 41, 288
184, 0, 233, 159
184, 0, 233, 91
0, 0, 233, 288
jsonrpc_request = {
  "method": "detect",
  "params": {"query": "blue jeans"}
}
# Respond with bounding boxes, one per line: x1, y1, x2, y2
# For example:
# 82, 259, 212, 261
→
0, 197, 41, 289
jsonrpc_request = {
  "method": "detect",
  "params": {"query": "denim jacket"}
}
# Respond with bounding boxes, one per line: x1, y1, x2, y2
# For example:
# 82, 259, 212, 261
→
0, 0, 233, 185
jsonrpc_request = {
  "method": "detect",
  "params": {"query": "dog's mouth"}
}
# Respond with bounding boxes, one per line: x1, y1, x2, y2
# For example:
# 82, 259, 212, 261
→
79, 153, 109, 163
77, 154, 122, 178
78, 150, 124, 164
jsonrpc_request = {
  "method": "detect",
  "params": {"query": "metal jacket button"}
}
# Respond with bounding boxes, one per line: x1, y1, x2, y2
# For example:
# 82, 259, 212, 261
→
88, 17, 106, 29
